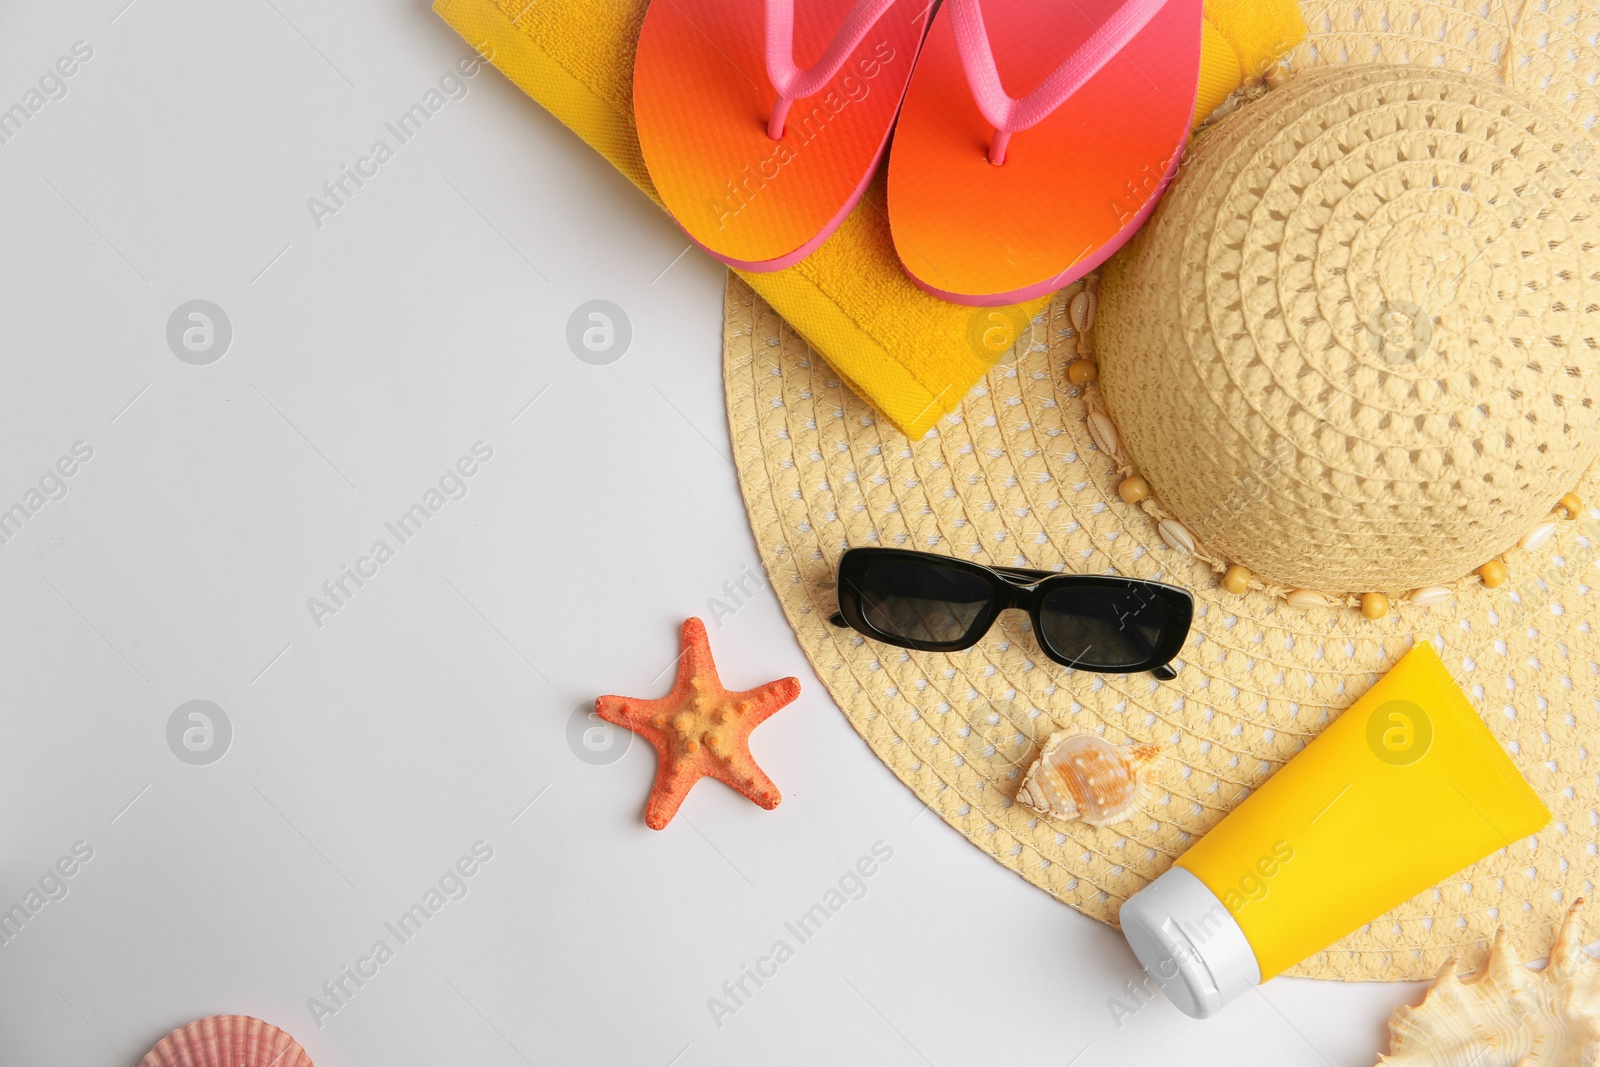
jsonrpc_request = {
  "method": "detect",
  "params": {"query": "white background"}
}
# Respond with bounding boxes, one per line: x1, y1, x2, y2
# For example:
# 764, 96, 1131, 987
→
0, 2, 1419, 1063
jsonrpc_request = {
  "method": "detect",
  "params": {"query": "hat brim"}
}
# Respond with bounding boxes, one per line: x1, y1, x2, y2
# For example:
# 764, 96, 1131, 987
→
726, 271, 1600, 981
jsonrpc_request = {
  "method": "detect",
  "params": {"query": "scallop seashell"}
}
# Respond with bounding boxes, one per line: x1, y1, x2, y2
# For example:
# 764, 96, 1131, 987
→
1015, 732, 1161, 827
141, 1016, 312, 1067
1408, 586, 1453, 608
1286, 588, 1340, 610
1520, 520, 1559, 553
1087, 411, 1120, 457
1070, 290, 1098, 334
1158, 518, 1195, 555
1379, 899, 1600, 1065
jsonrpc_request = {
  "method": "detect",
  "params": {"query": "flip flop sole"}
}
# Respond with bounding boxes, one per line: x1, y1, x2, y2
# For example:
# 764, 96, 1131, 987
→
888, 0, 1205, 305
634, 0, 927, 271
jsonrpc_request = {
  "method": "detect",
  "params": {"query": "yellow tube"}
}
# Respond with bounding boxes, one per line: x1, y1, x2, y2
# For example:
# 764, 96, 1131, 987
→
1120, 643, 1550, 1016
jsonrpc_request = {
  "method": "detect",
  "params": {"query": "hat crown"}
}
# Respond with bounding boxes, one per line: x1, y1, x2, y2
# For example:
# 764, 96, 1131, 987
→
1099, 65, 1600, 592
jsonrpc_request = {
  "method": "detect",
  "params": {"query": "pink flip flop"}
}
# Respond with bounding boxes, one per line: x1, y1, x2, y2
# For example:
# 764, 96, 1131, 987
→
887, 0, 1205, 306
634, 0, 930, 271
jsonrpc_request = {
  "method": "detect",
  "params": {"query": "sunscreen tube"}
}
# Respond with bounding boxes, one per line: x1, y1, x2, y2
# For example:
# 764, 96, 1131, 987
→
1119, 643, 1551, 1018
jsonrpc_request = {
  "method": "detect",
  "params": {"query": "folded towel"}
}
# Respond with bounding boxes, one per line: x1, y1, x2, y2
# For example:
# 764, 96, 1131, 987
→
434, 0, 1305, 438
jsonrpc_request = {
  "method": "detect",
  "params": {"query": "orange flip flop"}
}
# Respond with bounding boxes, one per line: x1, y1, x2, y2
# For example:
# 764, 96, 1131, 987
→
887, 0, 1205, 305
634, 0, 929, 271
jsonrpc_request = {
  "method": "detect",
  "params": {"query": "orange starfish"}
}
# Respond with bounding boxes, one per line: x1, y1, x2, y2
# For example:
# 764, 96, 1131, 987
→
596, 618, 800, 830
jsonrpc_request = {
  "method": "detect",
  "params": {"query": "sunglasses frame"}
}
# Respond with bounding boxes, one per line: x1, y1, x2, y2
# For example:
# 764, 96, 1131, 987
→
830, 548, 1193, 680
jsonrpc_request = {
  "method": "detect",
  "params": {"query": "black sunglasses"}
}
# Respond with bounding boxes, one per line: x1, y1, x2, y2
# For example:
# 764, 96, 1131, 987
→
829, 548, 1192, 680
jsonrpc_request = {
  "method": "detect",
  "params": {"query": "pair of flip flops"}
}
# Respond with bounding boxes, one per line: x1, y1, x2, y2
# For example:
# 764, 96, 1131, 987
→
634, 0, 1204, 306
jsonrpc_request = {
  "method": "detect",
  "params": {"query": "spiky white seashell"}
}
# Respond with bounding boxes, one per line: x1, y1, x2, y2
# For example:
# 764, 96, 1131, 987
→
1015, 733, 1161, 827
1379, 899, 1600, 1066
1521, 521, 1559, 553
1158, 518, 1195, 555
1408, 586, 1453, 608
1087, 411, 1120, 458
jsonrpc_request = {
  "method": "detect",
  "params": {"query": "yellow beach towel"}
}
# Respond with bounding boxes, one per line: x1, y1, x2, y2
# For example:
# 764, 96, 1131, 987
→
434, 0, 1305, 438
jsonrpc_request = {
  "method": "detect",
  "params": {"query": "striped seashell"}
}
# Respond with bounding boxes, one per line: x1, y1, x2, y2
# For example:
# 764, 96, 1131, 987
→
1087, 411, 1120, 457
1520, 520, 1559, 552
1158, 518, 1195, 554
1286, 588, 1340, 610
1408, 586, 1453, 608
1070, 290, 1098, 334
1016, 732, 1161, 827
141, 1016, 312, 1067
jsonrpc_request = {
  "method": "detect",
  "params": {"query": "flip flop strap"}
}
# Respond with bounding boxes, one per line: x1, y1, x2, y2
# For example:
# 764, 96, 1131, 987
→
949, 0, 1169, 134
764, 0, 902, 100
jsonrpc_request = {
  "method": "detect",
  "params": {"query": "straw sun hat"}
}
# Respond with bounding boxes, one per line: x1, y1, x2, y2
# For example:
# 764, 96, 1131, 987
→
724, 0, 1600, 981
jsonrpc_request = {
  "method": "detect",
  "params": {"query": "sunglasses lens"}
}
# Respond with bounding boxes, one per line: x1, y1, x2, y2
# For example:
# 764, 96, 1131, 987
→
857, 560, 992, 648
1037, 584, 1171, 670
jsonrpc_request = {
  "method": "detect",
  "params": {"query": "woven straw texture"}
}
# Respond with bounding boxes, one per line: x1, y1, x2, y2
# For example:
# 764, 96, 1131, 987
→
723, 0, 1600, 982
1099, 64, 1600, 593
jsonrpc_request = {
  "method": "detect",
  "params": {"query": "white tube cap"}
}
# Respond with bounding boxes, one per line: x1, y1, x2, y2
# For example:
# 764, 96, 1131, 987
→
1118, 866, 1261, 1019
